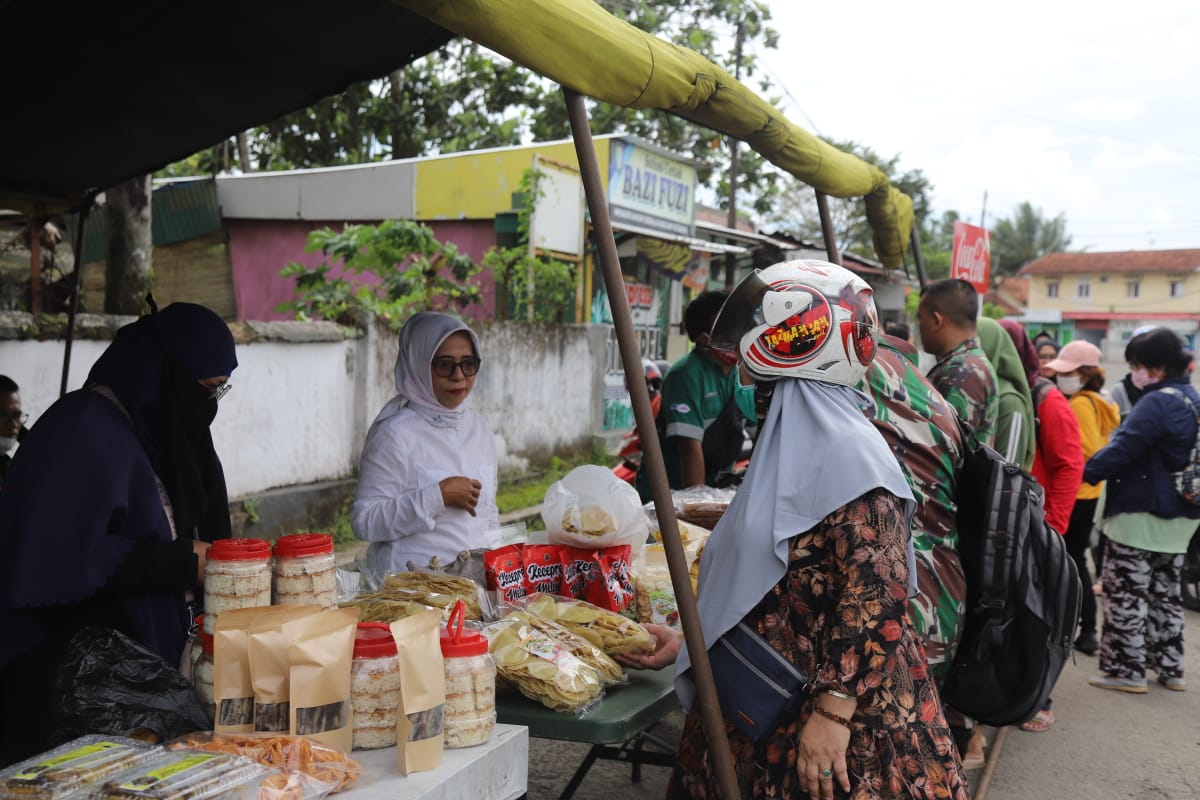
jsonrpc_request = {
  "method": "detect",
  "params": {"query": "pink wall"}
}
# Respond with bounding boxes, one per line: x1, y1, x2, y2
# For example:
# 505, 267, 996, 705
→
226, 218, 498, 322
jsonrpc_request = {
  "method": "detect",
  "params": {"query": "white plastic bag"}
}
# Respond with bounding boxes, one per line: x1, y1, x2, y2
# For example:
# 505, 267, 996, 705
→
542, 465, 649, 558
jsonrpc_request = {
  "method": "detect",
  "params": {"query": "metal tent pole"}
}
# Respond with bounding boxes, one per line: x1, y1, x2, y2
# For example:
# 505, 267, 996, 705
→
563, 88, 742, 800
60, 201, 92, 397
815, 191, 841, 265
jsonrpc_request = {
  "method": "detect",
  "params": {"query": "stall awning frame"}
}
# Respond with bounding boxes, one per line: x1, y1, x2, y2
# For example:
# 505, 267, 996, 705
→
611, 221, 748, 255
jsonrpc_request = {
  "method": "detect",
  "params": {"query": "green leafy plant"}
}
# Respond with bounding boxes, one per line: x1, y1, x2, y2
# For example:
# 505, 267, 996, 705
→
241, 498, 261, 525
483, 167, 577, 322
278, 219, 482, 328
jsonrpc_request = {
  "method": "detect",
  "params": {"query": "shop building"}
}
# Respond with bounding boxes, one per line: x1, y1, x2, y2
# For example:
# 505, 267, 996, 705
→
1019, 249, 1200, 357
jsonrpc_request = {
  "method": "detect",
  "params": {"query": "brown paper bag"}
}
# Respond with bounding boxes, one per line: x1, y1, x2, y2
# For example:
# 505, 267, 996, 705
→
286, 606, 359, 753
390, 610, 446, 775
248, 604, 322, 732
213, 605, 271, 733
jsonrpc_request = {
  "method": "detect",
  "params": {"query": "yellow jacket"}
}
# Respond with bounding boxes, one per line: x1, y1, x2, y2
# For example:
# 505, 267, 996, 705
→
1071, 390, 1121, 499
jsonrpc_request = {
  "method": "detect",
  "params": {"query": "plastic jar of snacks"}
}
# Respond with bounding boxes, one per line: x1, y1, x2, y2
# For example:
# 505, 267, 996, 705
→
204, 538, 272, 629
351, 621, 401, 750
273, 533, 337, 608
192, 614, 215, 720
440, 600, 496, 748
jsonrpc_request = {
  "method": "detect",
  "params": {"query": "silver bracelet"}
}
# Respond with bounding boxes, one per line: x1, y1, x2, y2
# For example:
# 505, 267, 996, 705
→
822, 688, 855, 702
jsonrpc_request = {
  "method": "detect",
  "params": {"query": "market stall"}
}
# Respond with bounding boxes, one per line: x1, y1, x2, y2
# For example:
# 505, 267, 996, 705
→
2, 4, 921, 800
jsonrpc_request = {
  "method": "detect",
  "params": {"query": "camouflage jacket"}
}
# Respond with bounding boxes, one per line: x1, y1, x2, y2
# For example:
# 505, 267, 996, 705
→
926, 337, 999, 452
864, 337, 966, 676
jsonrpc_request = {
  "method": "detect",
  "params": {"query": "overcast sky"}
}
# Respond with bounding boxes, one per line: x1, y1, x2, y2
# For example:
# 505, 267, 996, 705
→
756, 0, 1200, 252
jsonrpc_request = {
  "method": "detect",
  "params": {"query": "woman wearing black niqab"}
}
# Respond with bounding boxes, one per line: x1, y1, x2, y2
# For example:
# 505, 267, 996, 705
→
0, 302, 237, 764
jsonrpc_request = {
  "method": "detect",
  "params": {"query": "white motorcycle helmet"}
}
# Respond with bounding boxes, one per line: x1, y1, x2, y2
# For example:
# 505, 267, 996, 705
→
709, 259, 879, 386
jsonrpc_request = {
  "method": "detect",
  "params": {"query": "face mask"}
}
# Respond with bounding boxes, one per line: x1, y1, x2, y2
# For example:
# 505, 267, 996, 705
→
1129, 368, 1154, 390
0, 436, 16, 454
1057, 375, 1083, 396
710, 348, 740, 368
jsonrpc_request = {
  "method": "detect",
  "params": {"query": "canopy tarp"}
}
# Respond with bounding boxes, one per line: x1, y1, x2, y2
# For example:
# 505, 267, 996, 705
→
391, 0, 914, 267
0, 0, 913, 267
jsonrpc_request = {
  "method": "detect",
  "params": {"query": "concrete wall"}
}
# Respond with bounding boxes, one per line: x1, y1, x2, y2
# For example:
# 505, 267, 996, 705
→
0, 313, 610, 500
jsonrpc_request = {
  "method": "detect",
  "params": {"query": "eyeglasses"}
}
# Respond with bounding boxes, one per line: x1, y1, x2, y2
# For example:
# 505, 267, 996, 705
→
4, 410, 28, 424
432, 356, 481, 378
207, 382, 233, 401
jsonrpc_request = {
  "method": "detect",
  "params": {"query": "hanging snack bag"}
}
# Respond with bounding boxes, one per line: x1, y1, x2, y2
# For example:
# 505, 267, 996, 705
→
286, 607, 359, 753
389, 610, 446, 775
247, 605, 323, 733
483, 544, 527, 605
522, 545, 563, 596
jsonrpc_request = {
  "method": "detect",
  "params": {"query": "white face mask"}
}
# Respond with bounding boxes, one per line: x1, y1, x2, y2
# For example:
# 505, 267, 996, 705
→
1057, 375, 1083, 396
0, 436, 16, 454
1129, 368, 1155, 390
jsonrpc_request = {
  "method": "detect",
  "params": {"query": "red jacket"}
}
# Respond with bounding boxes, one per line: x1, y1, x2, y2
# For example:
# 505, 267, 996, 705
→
1031, 382, 1084, 534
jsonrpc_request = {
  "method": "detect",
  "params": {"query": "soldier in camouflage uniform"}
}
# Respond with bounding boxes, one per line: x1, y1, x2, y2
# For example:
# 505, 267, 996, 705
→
863, 335, 965, 677
917, 278, 999, 450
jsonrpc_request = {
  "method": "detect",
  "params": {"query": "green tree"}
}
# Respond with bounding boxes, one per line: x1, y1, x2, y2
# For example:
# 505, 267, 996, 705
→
768, 139, 933, 259
990, 201, 1073, 275
278, 220, 481, 328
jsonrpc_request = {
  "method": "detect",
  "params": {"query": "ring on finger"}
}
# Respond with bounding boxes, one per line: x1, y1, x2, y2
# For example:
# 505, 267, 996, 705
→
820, 768, 832, 779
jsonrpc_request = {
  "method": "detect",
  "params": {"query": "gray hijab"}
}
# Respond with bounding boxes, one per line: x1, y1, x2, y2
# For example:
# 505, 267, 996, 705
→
675, 378, 915, 709
371, 311, 481, 431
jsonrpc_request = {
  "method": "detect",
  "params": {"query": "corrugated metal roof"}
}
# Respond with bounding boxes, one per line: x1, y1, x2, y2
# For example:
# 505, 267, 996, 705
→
66, 179, 224, 264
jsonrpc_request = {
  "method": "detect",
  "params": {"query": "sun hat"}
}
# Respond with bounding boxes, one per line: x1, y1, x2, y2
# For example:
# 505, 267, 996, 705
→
1045, 339, 1102, 372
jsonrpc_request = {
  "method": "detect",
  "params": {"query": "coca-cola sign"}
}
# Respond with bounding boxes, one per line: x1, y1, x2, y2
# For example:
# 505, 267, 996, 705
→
951, 221, 991, 293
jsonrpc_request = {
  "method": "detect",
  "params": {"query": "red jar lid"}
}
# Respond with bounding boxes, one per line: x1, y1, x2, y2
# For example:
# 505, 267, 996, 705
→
440, 599, 489, 657
274, 533, 334, 558
208, 538, 271, 561
196, 615, 214, 655
354, 621, 398, 659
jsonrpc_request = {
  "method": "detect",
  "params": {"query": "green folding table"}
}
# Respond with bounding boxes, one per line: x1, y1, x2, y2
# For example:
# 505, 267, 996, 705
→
496, 667, 681, 800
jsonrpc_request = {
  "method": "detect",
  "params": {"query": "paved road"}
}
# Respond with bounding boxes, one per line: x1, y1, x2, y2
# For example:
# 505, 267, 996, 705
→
984, 605, 1200, 799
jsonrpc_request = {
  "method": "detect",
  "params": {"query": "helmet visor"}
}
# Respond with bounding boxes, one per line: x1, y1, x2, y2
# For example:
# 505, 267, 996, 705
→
709, 270, 771, 354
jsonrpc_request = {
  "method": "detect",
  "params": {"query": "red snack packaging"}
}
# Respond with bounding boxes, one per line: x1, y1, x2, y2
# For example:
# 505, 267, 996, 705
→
523, 544, 564, 596
484, 544, 527, 605
589, 545, 635, 614
560, 546, 602, 601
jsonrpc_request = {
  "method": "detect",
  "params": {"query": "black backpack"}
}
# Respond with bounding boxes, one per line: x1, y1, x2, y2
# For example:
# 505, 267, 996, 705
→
939, 424, 1082, 726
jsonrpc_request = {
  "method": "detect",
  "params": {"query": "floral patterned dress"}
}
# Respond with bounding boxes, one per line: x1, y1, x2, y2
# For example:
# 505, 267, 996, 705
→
669, 489, 969, 800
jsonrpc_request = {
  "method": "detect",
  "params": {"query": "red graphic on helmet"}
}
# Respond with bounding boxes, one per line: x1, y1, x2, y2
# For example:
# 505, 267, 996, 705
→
756, 286, 832, 365
838, 284, 876, 365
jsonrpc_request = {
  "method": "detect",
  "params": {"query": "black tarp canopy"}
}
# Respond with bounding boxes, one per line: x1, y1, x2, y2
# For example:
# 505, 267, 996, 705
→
0, 0, 451, 212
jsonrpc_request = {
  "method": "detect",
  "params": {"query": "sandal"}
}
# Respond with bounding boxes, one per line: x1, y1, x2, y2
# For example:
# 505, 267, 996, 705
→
1018, 710, 1055, 732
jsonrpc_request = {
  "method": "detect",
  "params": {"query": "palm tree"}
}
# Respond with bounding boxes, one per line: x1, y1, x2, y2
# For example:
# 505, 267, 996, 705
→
991, 202, 1073, 275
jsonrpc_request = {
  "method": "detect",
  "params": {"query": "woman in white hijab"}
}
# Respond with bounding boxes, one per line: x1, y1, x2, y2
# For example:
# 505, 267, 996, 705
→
662, 262, 968, 800
351, 312, 499, 576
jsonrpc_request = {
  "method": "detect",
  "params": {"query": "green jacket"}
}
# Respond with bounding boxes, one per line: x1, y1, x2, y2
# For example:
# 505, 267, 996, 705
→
976, 318, 1036, 470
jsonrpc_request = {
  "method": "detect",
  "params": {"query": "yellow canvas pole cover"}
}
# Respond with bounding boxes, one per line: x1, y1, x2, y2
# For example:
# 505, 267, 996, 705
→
394, 0, 915, 268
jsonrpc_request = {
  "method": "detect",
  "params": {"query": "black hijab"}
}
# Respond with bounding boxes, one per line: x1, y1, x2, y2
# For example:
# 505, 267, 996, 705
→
87, 302, 238, 540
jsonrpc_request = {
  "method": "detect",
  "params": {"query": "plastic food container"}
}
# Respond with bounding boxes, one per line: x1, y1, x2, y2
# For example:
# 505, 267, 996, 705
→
440, 601, 496, 748
0, 736, 158, 800
273, 534, 336, 609
350, 622, 401, 751
95, 750, 266, 800
203, 538, 272, 631
192, 615, 215, 721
